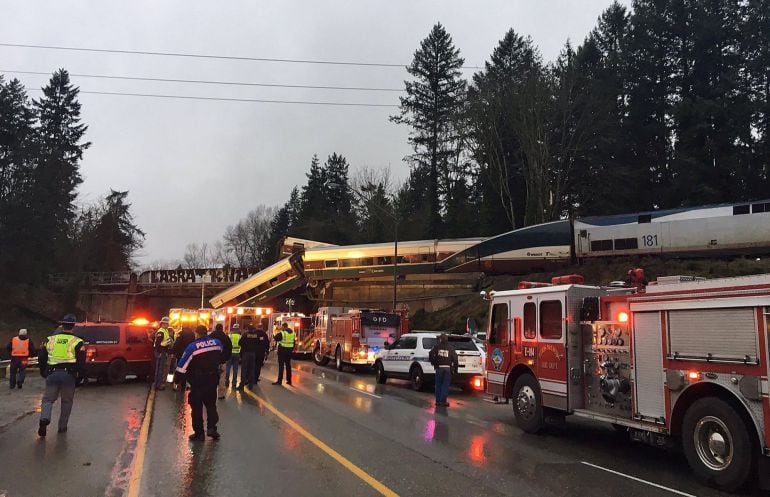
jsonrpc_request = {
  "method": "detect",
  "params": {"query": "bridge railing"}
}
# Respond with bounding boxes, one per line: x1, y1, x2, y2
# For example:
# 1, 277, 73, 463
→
48, 272, 133, 288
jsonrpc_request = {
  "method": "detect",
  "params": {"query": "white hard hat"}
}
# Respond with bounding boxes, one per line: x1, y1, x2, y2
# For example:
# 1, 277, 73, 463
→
160, 317, 170, 324
19, 328, 28, 336
232, 323, 240, 329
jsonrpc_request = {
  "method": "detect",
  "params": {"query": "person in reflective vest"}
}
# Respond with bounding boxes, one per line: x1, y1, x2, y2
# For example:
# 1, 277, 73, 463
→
177, 325, 223, 441
272, 322, 296, 386
153, 317, 173, 391
37, 314, 85, 437
225, 324, 241, 389
6, 328, 36, 389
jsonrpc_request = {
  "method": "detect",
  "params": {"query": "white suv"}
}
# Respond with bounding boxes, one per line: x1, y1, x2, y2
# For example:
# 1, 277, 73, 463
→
374, 332, 485, 391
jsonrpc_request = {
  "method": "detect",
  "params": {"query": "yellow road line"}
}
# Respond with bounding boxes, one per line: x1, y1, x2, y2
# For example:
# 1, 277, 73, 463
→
126, 387, 156, 497
242, 388, 399, 497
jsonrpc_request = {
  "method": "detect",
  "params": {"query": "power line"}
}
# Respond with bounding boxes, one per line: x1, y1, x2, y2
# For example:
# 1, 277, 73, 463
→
29, 88, 399, 107
0, 42, 483, 70
2, 69, 404, 92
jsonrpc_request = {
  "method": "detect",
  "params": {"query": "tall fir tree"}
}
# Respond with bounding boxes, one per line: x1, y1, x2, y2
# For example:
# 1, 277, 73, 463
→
391, 23, 467, 238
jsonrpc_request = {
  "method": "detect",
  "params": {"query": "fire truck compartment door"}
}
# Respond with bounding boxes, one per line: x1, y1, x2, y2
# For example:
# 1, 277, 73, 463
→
632, 311, 666, 421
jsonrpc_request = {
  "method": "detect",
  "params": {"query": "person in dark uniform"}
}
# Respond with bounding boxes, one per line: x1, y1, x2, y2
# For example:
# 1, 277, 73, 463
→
272, 322, 295, 386
176, 325, 223, 441
172, 326, 195, 391
209, 323, 232, 400
237, 325, 257, 390
428, 333, 458, 407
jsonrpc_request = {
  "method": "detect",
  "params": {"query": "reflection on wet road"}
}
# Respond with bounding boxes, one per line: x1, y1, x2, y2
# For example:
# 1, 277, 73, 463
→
135, 358, 739, 497
0, 362, 747, 496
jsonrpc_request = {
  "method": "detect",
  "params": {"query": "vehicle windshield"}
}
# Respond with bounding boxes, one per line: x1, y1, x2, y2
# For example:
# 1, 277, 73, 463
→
73, 325, 120, 345
422, 336, 478, 351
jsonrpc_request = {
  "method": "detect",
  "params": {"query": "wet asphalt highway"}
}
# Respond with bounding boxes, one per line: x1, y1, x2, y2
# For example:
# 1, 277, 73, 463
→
0, 361, 758, 497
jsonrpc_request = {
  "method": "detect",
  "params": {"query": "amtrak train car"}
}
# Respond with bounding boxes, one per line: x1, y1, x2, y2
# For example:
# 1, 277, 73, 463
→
574, 199, 770, 259
437, 220, 573, 274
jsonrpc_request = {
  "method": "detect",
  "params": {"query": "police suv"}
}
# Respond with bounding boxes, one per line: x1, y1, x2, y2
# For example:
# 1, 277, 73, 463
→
373, 332, 485, 391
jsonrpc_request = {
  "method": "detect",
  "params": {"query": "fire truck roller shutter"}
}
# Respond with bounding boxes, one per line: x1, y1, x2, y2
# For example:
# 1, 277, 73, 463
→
632, 312, 666, 421
667, 308, 758, 363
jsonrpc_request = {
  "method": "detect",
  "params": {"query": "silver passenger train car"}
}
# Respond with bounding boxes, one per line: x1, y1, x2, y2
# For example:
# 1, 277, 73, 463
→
575, 199, 770, 259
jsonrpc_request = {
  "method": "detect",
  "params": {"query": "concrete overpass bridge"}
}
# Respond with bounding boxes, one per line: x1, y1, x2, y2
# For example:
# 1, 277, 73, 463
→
48, 267, 483, 322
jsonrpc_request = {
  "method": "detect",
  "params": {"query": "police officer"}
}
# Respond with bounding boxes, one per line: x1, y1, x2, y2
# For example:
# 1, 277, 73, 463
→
272, 322, 295, 386
428, 333, 458, 407
209, 323, 232, 399
238, 325, 269, 390
225, 324, 241, 389
172, 326, 196, 392
153, 317, 173, 391
37, 314, 85, 437
6, 328, 35, 389
176, 325, 223, 441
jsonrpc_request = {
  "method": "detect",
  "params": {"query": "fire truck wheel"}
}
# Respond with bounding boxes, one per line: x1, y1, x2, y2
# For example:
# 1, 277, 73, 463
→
313, 345, 329, 366
682, 397, 754, 492
106, 359, 127, 385
410, 365, 425, 391
374, 361, 387, 384
512, 374, 544, 434
335, 348, 344, 371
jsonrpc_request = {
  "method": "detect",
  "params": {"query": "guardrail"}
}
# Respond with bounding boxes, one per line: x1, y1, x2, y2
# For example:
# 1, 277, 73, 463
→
0, 357, 38, 378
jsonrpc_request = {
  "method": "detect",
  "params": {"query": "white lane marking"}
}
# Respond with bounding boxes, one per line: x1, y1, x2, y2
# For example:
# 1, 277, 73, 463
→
349, 387, 382, 399
580, 462, 697, 497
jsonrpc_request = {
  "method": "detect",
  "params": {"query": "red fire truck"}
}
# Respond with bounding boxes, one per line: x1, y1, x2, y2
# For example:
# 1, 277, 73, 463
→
312, 308, 408, 371
483, 272, 770, 491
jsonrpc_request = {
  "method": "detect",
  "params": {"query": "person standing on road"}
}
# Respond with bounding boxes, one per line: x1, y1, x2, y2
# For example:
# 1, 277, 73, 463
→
37, 314, 85, 437
153, 317, 173, 391
272, 322, 295, 386
209, 323, 232, 399
172, 326, 195, 392
429, 333, 458, 408
176, 325, 223, 441
237, 325, 270, 389
6, 328, 36, 390
225, 324, 241, 389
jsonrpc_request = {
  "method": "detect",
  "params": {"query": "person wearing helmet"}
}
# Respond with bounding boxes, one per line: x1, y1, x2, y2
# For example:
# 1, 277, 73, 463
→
6, 328, 36, 389
37, 314, 84, 437
153, 317, 173, 391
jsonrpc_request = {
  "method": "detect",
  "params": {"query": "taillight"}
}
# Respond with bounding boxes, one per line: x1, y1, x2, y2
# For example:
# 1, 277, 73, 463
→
472, 376, 485, 390
86, 347, 96, 361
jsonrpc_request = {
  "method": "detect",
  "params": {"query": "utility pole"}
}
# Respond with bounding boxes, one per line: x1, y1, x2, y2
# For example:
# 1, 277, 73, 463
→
200, 272, 211, 308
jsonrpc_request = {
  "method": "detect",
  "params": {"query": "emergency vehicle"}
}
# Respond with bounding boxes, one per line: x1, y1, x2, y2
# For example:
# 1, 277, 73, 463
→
168, 308, 212, 333
273, 313, 313, 357
211, 306, 274, 333
482, 272, 770, 491
312, 308, 408, 371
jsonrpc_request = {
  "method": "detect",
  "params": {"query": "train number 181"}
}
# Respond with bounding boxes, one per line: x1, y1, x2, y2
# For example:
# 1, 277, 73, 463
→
642, 234, 659, 247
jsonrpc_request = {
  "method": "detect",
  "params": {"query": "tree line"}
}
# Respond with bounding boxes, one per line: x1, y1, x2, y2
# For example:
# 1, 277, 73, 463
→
229, 0, 769, 267
0, 70, 144, 284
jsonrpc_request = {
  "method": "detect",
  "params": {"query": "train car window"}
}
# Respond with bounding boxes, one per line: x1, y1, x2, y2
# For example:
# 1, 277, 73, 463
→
360, 258, 373, 266
540, 300, 563, 340
637, 214, 651, 223
590, 239, 613, 251
489, 303, 508, 345
325, 260, 338, 268
523, 303, 536, 339
377, 257, 392, 265
614, 237, 639, 250
733, 204, 750, 215
752, 203, 767, 213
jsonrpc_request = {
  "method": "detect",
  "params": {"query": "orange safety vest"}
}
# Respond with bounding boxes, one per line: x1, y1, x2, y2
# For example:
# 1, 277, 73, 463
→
11, 337, 30, 357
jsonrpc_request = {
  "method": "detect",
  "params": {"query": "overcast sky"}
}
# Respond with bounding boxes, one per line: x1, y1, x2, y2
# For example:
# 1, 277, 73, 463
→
1, 0, 629, 266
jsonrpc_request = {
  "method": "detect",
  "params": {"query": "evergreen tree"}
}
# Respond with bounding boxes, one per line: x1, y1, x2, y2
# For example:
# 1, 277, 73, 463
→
0, 77, 35, 278
79, 190, 145, 272
30, 69, 90, 278
391, 23, 467, 238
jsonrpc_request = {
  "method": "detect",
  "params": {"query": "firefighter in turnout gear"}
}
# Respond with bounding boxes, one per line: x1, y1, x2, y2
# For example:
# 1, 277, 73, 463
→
6, 328, 35, 389
154, 317, 173, 391
272, 322, 295, 386
176, 325, 223, 441
37, 314, 85, 437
